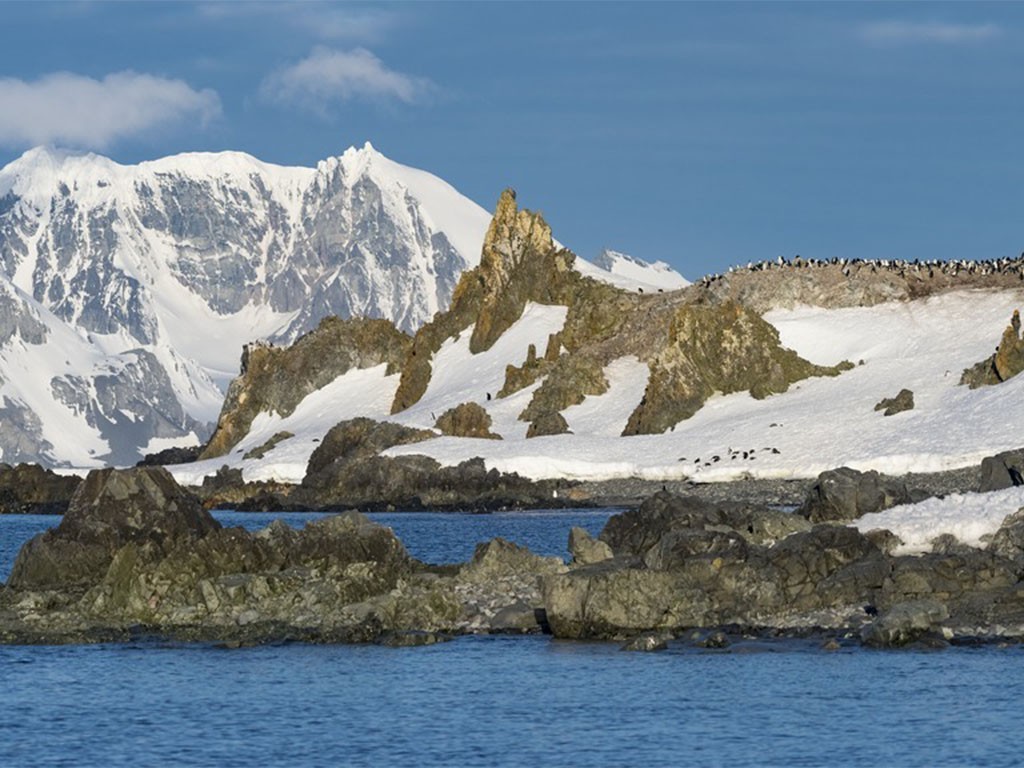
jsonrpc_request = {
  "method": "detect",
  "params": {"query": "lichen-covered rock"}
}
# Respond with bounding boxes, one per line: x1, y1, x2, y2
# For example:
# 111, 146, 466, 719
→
568, 527, 613, 565
797, 466, 917, 523
874, 388, 914, 416
7, 467, 217, 591
986, 508, 1024, 561
961, 309, 1024, 388
525, 412, 570, 438
202, 317, 411, 459
623, 302, 851, 435
434, 402, 501, 440
392, 190, 581, 412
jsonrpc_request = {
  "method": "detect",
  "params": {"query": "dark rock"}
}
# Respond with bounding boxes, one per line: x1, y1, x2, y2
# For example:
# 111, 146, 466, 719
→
378, 630, 452, 648
978, 449, 1024, 492
621, 631, 672, 652
7, 467, 217, 591
243, 431, 294, 460
525, 411, 570, 438
600, 490, 809, 557
135, 445, 202, 467
695, 629, 730, 649
860, 600, 949, 648
304, 418, 435, 481
797, 467, 916, 523
296, 419, 572, 511
0, 463, 80, 514
874, 388, 914, 416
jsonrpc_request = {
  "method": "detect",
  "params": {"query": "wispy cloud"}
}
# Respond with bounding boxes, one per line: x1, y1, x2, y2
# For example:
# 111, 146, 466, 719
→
260, 47, 434, 114
859, 20, 1001, 45
0, 71, 221, 149
199, 3, 397, 43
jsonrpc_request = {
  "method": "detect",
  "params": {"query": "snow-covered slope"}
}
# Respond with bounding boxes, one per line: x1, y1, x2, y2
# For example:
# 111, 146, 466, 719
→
575, 248, 689, 292
170, 288, 1024, 508
0, 143, 492, 465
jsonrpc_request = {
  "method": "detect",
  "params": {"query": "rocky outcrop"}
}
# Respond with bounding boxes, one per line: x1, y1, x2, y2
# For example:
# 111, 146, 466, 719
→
8, 467, 217, 591
961, 310, 1024, 389
623, 302, 851, 435
978, 449, 1024, 493
202, 317, 411, 459
7, 476, 1024, 647
292, 418, 571, 511
391, 190, 584, 412
434, 402, 500, 440
874, 388, 914, 416
0, 463, 80, 514
543, 490, 1024, 642
797, 467, 921, 523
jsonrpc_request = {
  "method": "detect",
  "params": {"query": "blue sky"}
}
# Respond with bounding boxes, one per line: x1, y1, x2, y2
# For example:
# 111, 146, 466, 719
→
2, 2, 1023, 279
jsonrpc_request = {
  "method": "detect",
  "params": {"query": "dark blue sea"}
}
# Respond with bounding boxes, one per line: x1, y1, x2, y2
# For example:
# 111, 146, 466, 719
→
2, 511, 1023, 767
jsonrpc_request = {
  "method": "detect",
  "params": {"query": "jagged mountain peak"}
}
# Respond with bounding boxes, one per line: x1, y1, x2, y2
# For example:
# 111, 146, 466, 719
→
0, 143, 493, 466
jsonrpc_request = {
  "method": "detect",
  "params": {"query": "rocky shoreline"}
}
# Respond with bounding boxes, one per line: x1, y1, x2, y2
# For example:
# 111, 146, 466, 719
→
2, 459, 1024, 651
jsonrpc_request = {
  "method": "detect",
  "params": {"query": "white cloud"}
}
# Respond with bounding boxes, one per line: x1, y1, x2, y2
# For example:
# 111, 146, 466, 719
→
860, 20, 1001, 45
260, 47, 434, 112
0, 71, 221, 149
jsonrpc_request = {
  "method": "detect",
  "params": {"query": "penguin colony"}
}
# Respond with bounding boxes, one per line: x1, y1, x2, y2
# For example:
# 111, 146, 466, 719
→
694, 254, 1024, 288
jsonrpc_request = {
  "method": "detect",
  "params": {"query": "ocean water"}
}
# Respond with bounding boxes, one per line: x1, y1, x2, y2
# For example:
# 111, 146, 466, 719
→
3, 511, 1023, 767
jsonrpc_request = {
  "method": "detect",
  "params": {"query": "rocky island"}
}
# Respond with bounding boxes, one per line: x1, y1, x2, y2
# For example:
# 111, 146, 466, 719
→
4, 460, 1024, 651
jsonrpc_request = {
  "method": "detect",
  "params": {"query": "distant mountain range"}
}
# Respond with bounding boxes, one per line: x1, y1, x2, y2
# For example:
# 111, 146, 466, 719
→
0, 144, 685, 466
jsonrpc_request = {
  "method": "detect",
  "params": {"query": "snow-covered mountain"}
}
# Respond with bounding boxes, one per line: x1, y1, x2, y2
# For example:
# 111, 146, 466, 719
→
578, 248, 690, 292
0, 143, 493, 466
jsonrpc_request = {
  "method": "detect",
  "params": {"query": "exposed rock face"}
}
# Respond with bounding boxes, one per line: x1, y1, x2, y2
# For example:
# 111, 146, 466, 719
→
797, 467, 919, 523
434, 402, 500, 439
961, 310, 1024, 388
0, 463, 80, 514
623, 302, 851, 435
978, 449, 1024, 492
291, 418, 571, 511
525, 412, 570, 438
874, 388, 914, 416
8, 467, 217, 590
392, 189, 582, 413
542, 490, 1024, 642
568, 527, 613, 566
202, 317, 411, 459
136, 445, 202, 467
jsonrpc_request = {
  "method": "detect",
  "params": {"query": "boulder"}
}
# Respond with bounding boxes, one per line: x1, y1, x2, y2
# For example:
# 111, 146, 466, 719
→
860, 600, 949, 648
797, 467, 917, 523
434, 402, 501, 440
986, 508, 1024, 560
874, 388, 914, 416
568, 527, 613, 565
7, 467, 218, 591
978, 449, 1024, 493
